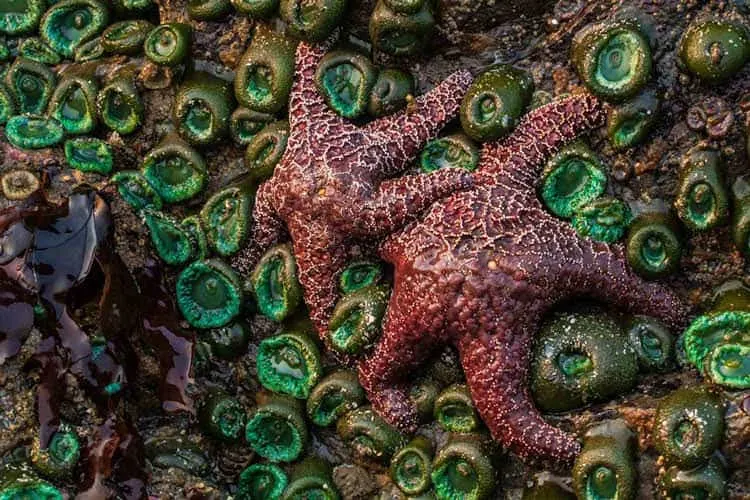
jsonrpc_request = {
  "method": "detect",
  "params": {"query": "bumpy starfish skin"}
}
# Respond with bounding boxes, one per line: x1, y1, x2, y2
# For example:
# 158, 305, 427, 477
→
358, 94, 689, 463
232, 37, 474, 335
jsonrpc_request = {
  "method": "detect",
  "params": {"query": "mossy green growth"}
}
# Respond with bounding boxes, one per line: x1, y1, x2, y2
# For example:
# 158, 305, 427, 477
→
606, 89, 659, 150
252, 243, 303, 322
245, 394, 309, 462
199, 392, 246, 442
572, 197, 632, 243
142, 133, 207, 204
337, 406, 406, 462
572, 420, 637, 500
390, 436, 433, 496
431, 435, 495, 500
40, 0, 110, 57
707, 342, 750, 389
257, 328, 322, 399
572, 20, 652, 101
1, 169, 39, 200
64, 137, 113, 175
433, 384, 479, 433
187, 0, 231, 20
231, 0, 278, 17
530, 310, 638, 413
144, 23, 192, 66
281, 457, 340, 500
682, 311, 750, 371
97, 70, 143, 135
675, 146, 729, 232
101, 19, 153, 55
176, 259, 243, 329
199, 185, 252, 256
18, 37, 62, 64
245, 120, 289, 182
540, 142, 607, 219
31, 428, 80, 478
174, 71, 234, 146
626, 211, 683, 279
0, 465, 63, 500
143, 209, 194, 266
6, 114, 64, 149
279, 0, 347, 41
306, 370, 366, 427
339, 260, 385, 294
0, 81, 16, 124
0, 0, 45, 35
368, 67, 414, 117
732, 177, 750, 257
6, 57, 55, 114
111, 170, 163, 211
460, 64, 534, 142
626, 315, 674, 373
234, 25, 297, 114
238, 463, 288, 500
315, 50, 378, 119
420, 133, 479, 173
370, 0, 435, 56
678, 19, 750, 84
230, 107, 274, 145
659, 456, 726, 500
654, 386, 724, 468
328, 284, 390, 355
48, 70, 99, 135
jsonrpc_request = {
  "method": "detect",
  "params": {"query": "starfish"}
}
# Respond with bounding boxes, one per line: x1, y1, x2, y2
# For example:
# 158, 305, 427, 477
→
231, 36, 474, 336
357, 94, 690, 463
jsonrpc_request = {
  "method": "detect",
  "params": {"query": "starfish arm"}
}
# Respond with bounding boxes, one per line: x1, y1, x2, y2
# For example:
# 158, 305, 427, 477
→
458, 330, 582, 464
231, 182, 284, 276
363, 69, 474, 176
343, 168, 474, 239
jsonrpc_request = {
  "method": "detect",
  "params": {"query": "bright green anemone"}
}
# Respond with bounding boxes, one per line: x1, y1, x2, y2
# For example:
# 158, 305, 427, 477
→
0, 82, 16, 124
245, 395, 308, 462
18, 37, 61, 64
245, 120, 289, 182
606, 89, 659, 150
111, 170, 163, 211
682, 311, 750, 371
306, 370, 365, 427
328, 285, 390, 355
174, 71, 234, 146
336, 407, 405, 463
238, 463, 289, 500
626, 212, 683, 280
97, 72, 143, 135
390, 436, 433, 496
251, 243, 303, 322
431, 437, 495, 500
142, 134, 207, 204
573, 421, 637, 500
707, 343, 749, 389
143, 209, 194, 266
315, 50, 377, 119
40, 0, 110, 57
176, 259, 243, 329
101, 19, 153, 55
6, 114, 64, 150
675, 146, 729, 233
256, 329, 322, 399
540, 142, 607, 219
339, 260, 385, 294
6, 57, 55, 115
32, 429, 80, 478
0, 0, 46, 35
48, 72, 98, 135
433, 384, 480, 433
199, 185, 251, 257
572, 197, 632, 243
64, 137, 113, 175
420, 134, 479, 173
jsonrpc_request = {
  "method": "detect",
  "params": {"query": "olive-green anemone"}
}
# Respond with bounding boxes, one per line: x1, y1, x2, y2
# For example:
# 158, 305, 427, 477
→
336, 406, 406, 462
144, 436, 209, 475
97, 69, 143, 135
530, 310, 638, 413
18, 37, 61, 65
231, 0, 278, 18
199, 392, 246, 442
572, 20, 652, 101
238, 463, 289, 500
281, 457, 340, 500
6, 114, 64, 150
339, 260, 385, 294
431, 435, 495, 500
678, 19, 750, 84
230, 107, 274, 145
111, 170, 163, 211
626, 211, 683, 280
279, 0, 347, 42
181, 215, 209, 261
572, 197, 632, 243
710, 279, 750, 313
420, 133, 480, 173
682, 311, 750, 371
540, 142, 607, 219
204, 319, 251, 360
101, 19, 153, 55
433, 384, 480, 433
370, 0, 435, 57
48, 68, 99, 135
0, 0, 45, 35
0, 464, 64, 500
64, 137, 113, 175
658, 456, 727, 500
245, 120, 289, 182
234, 25, 297, 114
143, 209, 195, 266
409, 376, 442, 422
733, 177, 750, 258
245, 394, 309, 462
460, 64, 534, 142
31, 427, 80, 478
674, 146, 729, 232
40, 0, 110, 57
142, 133, 207, 204
145, 23, 192, 66
251, 243, 303, 322
257, 328, 322, 399
390, 436, 434, 496
187, 0, 232, 20
174, 71, 234, 146
0, 82, 16, 124
368, 67, 414, 117
315, 50, 378, 119
606, 89, 660, 150
653, 386, 724, 469
1, 169, 39, 200
74, 36, 104, 62
199, 184, 252, 257
6, 57, 55, 115
626, 315, 674, 373
328, 284, 390, 355
306, 370, 366, 427
176, 259, 243, 329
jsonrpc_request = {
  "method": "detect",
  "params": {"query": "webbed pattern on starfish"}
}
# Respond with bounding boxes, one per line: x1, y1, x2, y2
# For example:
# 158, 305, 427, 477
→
357, 94, 689, 464
231, 36, 474, 336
